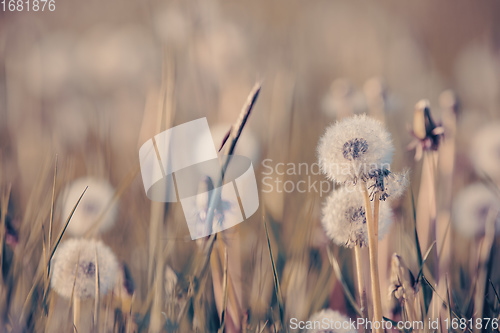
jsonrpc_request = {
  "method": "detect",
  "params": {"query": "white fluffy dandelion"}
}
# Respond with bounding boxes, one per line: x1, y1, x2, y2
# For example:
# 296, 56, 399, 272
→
368, 170, 410, 201
383, 171, 410, 199
321, 187, 393, 248
470, 122, 500, 182
452, 183, 500, 238
50, 238, 119, 299
307, 309, 358, 333
60, 177, 118, 236
317, 114, 394, 185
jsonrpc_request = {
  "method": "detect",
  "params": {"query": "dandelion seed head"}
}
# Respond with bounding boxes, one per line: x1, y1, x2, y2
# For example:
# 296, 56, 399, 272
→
452, 183, 500, 238
342, 138, 369, 161
317, 114, 394, 184
60, 177, 118, 236
50, 238, 119, 299
384, 171, 409, 199
307, 309, 358, 333
470, 122, 500, 182
321, 187, 393, 248
368, 170, 410, 201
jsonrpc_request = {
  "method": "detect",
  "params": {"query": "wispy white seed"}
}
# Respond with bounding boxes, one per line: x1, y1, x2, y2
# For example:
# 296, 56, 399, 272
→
470, 122, 500, 182
50, 238, 119, 299
307, 309, 358, 333
321, 187, 393, 248
452, 183, 500, 238
317, 114, 394, 185
60, 177, 118, 236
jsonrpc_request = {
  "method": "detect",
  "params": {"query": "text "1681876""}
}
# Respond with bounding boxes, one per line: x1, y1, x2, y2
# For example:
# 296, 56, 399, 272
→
1, 0, 55, 12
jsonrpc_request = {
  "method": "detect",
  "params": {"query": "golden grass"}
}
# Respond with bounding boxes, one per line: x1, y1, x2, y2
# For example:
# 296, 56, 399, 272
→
0, 37, 500, 333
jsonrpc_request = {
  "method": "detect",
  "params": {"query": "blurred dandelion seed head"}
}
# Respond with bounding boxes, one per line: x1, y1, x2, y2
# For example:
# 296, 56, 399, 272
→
307, 309, 358, 333
60, 177, 118, 236
470, 122, 500, 182
368, 170, 410, 201
321, 187, 393, 248
50, 238, 119, 299
383, 170, 409, 199
452, 183, 500, 238
317, 114, 394, 184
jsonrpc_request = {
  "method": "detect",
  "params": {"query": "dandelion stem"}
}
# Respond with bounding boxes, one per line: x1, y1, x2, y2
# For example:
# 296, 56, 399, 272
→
73, 296, 80, 333
354, 245, 368, 333
361, 183, 383, 333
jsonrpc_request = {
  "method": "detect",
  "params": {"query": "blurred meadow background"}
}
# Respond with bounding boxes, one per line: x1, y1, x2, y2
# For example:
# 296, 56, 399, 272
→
1, 0, 500, 332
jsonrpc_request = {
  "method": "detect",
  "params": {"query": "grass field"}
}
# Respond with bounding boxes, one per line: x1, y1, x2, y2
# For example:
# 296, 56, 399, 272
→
1, 1, 500, 332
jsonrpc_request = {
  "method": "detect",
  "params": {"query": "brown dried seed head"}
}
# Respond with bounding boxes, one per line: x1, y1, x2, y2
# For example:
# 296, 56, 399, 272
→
413, 99, 430, 140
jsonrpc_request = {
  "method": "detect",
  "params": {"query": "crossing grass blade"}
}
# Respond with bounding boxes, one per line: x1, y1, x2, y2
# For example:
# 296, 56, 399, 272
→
217, 247, 229, 333
264, 217, 284, 325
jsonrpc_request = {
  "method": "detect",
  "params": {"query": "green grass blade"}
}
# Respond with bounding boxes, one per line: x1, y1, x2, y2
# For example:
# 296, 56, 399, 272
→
264, 217, 284, 324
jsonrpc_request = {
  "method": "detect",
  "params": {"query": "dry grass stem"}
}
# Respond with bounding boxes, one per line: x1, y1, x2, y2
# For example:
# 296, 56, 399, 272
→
354, 245, 367, 333
361, 182, 383, 333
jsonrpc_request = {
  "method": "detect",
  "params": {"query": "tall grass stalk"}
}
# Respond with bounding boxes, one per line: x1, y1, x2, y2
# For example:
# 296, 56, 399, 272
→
436, 91, 458, 275
0, 183, 11, 281
473, 210, 496, 333
207, 82, 261, 332
72, 297, 80, 333
217, 246, 229, 333
148, 56, 176, 333
93, 249, 100, 332
360, 183, 383, 333
354, 246, 367, 333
